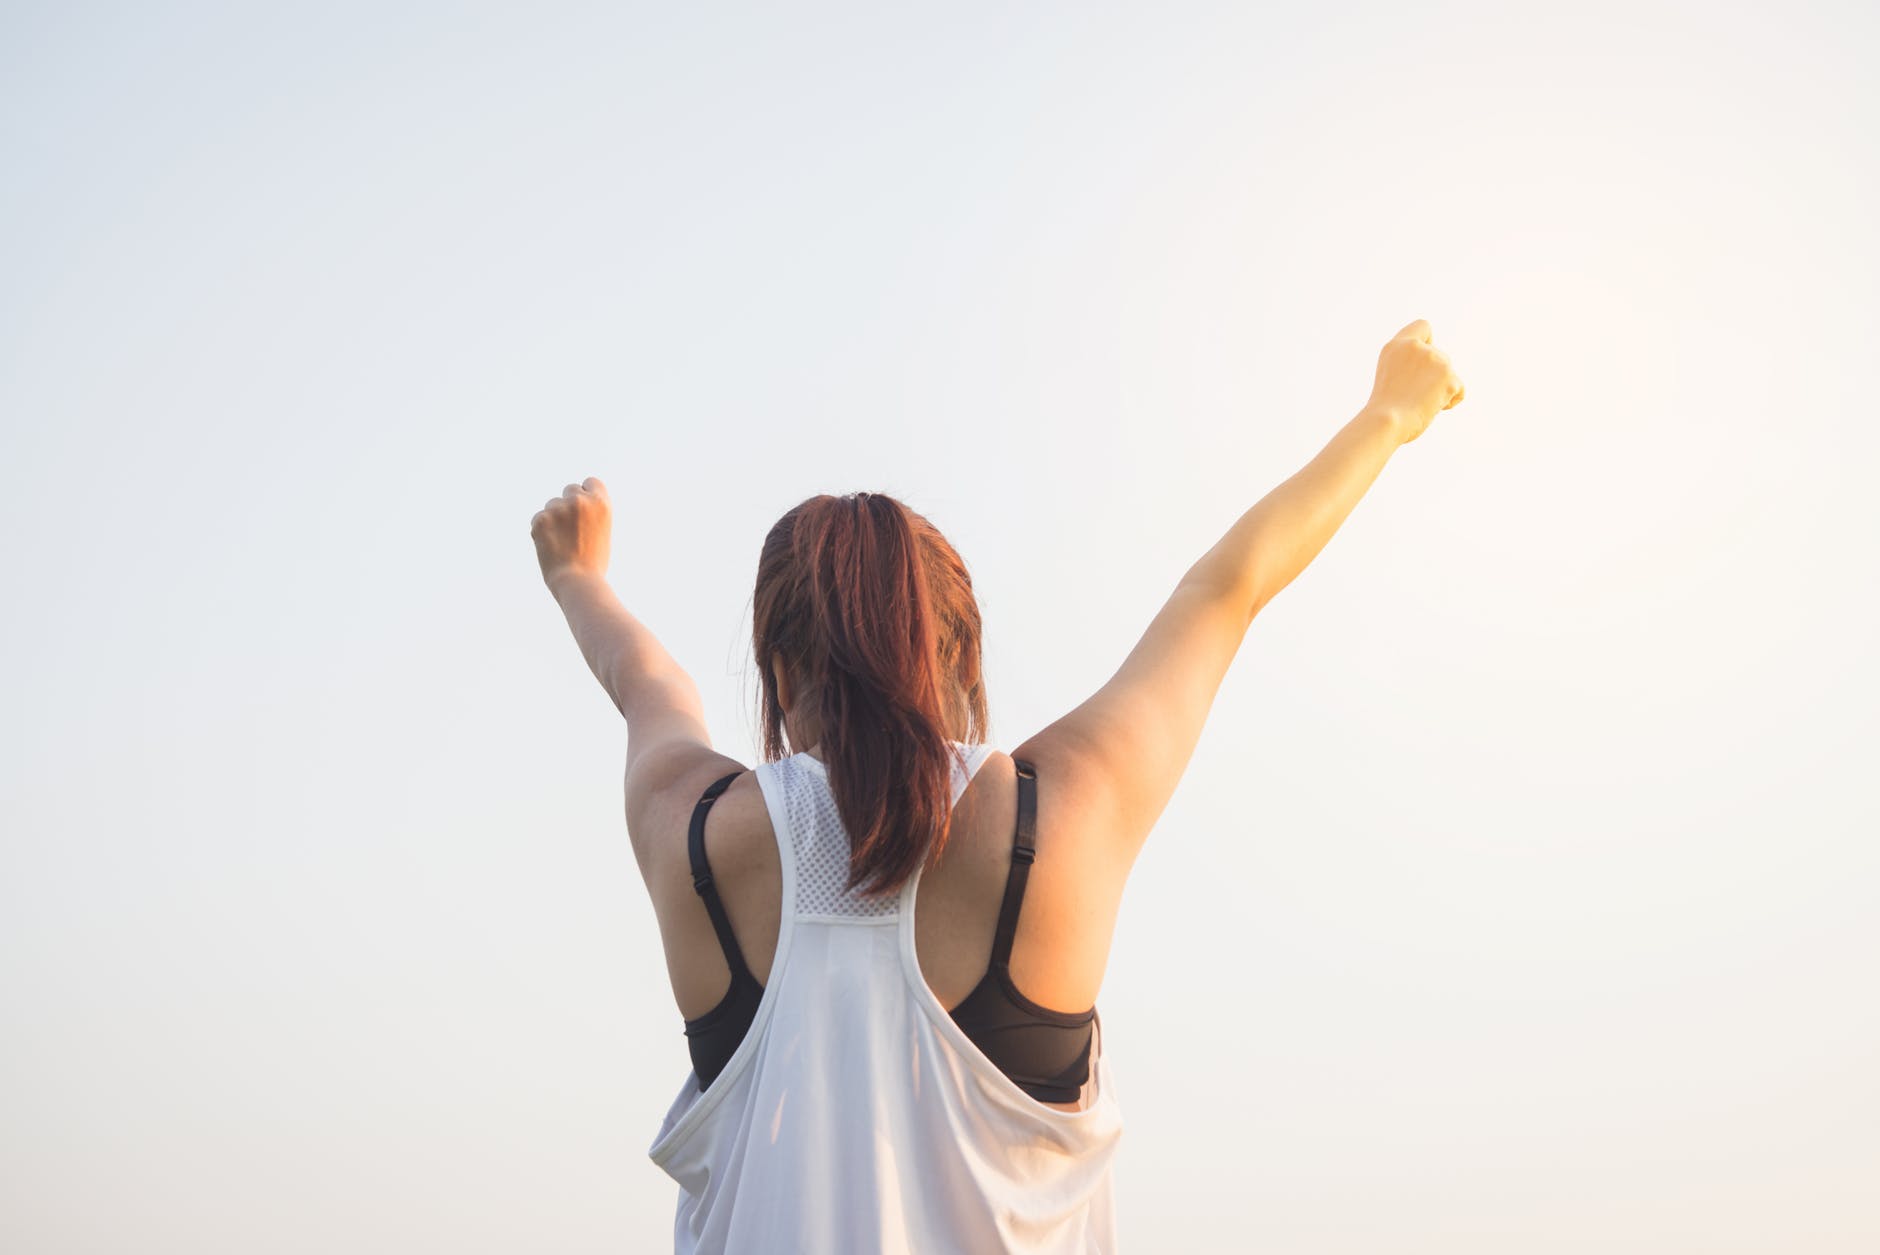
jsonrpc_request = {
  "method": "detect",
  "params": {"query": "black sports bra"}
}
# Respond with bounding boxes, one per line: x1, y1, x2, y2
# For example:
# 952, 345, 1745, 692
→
681, 756, 1098, 1104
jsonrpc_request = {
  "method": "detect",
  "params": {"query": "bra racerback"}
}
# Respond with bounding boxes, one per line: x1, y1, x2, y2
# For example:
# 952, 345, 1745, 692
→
680, 753, 1098, 1105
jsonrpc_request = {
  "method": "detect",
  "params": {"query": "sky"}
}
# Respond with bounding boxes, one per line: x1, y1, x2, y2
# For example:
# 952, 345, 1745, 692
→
3, 2, 1877, 1251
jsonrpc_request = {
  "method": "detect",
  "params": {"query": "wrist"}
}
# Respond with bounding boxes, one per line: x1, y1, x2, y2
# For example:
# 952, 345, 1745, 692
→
548, 565, 607, 603
1356, 403, 1406, 445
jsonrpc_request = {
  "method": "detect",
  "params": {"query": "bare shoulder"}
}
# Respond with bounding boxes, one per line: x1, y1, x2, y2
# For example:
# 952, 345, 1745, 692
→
996, 732, 1140, 900
1007, 728, 1134, 867
623, 741, 759, 892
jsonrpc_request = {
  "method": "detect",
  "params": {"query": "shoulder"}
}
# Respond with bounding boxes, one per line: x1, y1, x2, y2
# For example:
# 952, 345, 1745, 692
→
953, 744, 1111, 870
624, 740, 760, 886
1003, 733, 1137, 885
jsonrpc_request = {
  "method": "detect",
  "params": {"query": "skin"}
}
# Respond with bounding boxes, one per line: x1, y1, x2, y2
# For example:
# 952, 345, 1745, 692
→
532, 319, 1467, 1117
768, 663, 825, 759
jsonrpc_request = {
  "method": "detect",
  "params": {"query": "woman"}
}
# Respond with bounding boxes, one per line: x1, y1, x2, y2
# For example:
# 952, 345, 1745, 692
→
531, 320, 1466, 1253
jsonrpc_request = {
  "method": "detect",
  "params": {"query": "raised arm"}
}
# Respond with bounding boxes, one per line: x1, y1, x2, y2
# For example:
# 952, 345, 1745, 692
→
532, 477, 709, 746
1190, 317, 1468, 619
1015, 319, 1467, 866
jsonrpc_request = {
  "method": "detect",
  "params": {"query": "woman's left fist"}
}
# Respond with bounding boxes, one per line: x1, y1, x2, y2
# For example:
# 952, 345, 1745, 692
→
532, 476, 612, 594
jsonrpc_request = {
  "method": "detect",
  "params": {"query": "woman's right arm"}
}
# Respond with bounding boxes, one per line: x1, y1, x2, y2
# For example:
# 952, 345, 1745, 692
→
1188, 318, 1468, 620
1014, 319, 1467, 867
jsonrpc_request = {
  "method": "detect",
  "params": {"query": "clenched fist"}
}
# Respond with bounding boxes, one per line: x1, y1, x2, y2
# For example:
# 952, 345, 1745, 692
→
1367, 319, 1466, 445
532, 476, 612, 594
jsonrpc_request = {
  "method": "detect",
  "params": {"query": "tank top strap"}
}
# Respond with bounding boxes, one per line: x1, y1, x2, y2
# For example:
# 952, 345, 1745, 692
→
985, 757, 1037, 972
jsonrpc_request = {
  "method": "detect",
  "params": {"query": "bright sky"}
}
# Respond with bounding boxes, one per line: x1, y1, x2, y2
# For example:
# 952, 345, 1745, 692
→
4, 3, 1877, 1251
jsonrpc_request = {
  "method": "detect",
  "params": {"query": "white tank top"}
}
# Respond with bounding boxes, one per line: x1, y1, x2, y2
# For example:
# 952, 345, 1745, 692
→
647, 741, 1125, 1253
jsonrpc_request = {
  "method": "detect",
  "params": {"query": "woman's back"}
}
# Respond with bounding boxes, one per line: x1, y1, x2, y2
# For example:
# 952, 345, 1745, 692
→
648, 742, 1125, 1252
654, 741, 1133, 1107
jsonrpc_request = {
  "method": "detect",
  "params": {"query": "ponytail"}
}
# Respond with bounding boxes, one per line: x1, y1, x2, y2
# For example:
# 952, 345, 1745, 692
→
752, 492, 989, 897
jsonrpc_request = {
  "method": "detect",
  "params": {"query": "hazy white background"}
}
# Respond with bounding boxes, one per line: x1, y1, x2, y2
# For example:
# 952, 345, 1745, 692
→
4, 2, 1876, 1251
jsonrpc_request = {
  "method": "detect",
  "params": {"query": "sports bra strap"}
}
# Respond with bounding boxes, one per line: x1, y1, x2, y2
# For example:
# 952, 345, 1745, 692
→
687, 770, 754, 982
986, 757, 1038, 972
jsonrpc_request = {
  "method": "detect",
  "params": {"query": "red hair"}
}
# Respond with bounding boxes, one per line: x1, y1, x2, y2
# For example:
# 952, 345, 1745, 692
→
751, 492, 990, 898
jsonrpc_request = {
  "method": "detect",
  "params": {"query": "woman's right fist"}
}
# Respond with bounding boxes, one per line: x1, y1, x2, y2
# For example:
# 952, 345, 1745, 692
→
1366, 319, 1466, 444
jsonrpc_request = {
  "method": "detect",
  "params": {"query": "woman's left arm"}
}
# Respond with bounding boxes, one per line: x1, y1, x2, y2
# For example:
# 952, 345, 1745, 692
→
532, 478, 709, 741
